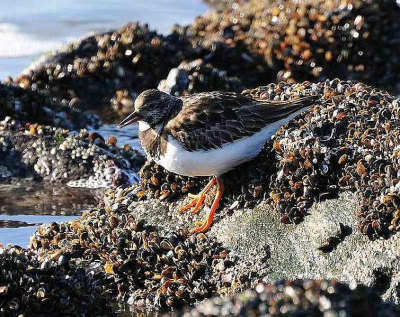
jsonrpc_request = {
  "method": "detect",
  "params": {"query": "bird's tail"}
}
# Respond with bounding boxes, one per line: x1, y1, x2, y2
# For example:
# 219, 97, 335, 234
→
251, 94, 319, 123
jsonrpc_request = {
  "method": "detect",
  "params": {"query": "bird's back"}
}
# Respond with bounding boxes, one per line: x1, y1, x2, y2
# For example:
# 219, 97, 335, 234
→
165, 91, 317, 152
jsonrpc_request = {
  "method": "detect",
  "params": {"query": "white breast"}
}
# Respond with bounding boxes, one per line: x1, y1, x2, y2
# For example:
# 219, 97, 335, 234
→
155, 107, 309, 177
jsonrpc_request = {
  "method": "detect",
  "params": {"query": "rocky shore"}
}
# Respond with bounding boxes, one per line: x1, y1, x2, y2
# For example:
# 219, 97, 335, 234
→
0, 244, 112, 316
3, 79, 400, 315
1, 0, 400, 315
0, 82, 97, 130
0, 117, 144, 187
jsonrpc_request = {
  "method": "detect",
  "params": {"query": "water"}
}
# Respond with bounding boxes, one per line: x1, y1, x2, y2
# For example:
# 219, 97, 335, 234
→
0, 184, 101, 247
0, 1, 207, 246
0, 184, 100, 216
0, 0, 207, 79
91, 123, 143, 154
0, 215, 80, 247
0, 126, 138, 247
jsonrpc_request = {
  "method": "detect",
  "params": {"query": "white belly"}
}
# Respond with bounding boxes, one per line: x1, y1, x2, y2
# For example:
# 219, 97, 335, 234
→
155, 132, 266, 177
155, 106, 308, 177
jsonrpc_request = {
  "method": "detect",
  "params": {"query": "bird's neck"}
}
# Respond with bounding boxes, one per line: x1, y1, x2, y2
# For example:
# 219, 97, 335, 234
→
138, 99, 182, 159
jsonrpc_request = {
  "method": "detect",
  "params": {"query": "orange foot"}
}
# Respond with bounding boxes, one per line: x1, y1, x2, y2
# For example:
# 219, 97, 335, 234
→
179, 177, 217, 215
179, 176, 224, 234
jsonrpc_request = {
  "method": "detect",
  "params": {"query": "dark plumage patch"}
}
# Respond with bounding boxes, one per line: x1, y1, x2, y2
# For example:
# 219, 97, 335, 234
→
165, 91, 318, 152
139, 129, 168, 159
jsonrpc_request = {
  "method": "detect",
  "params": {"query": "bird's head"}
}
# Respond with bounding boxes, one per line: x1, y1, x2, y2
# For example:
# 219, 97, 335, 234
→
118, 89, 180, 129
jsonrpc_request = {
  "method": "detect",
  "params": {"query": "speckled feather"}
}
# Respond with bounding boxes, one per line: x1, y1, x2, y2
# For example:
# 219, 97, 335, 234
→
165, 91, 318, 152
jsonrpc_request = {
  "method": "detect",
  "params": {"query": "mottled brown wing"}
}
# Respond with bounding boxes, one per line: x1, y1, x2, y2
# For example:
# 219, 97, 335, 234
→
165, 91, 317, 152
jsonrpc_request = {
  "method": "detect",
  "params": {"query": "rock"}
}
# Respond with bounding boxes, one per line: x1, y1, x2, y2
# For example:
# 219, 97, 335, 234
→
15, 23, 197, 123
158, 59, 243, 96
9, 0, 400, 127
28, 200, 234, 312
182, 279, 400, 316
15, 22, 269, 124
0, 118, 144, 187
107, 192, 400, 305
0, 82, 96, 129
187, 0, 400, 94
0, 244, 112, 316
213, 193, 400, 304
25, 182, 400, 313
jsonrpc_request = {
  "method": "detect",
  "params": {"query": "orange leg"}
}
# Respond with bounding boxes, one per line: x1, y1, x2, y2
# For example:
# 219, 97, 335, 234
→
190, 177, 224, 234
179, 177, 217, 214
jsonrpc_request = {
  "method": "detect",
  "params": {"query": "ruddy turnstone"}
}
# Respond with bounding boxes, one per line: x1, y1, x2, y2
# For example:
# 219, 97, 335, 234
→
118, 89, 317, 233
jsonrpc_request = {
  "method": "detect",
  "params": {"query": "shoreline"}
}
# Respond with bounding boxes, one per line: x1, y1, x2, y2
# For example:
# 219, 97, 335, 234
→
1, 0, 400, 315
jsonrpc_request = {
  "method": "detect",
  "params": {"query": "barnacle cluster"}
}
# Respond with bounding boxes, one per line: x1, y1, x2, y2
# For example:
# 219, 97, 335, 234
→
0, 117, 144, 186
188, 0, 400, 93
28, 205, 238, 311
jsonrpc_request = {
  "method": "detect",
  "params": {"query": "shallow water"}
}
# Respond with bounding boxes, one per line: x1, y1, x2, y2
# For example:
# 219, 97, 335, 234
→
0, 184, 100, 216
0, 184, 101, 247
0, 215, 80, 247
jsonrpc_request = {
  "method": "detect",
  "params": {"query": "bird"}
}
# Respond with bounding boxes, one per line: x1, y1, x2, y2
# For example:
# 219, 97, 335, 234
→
118, 89, 317, 233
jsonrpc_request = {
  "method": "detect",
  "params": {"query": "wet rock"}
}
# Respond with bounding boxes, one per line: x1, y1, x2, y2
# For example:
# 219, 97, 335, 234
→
0, 117, 144, 187
16, 22, 270, 124
104, 192, 400, 308
29, 199, 238, 312
0, 82, 95, 129
0, 244, 112, 316
10, 0, 400, 127
22, 184, 399, 313
211, 193, 400, 305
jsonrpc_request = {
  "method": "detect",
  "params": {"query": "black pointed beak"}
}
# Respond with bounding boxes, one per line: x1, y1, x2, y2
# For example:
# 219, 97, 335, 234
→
118, 112, 140, 129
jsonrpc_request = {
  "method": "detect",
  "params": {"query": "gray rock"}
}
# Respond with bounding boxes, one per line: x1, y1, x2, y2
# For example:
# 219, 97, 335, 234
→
125, 192, 400, 304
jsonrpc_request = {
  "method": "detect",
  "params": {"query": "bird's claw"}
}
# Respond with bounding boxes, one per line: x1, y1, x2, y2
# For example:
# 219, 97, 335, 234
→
190, 220, 210, 234
179, 176, 223, 234
179, 193, 207, 215
179, 177, 217, 215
